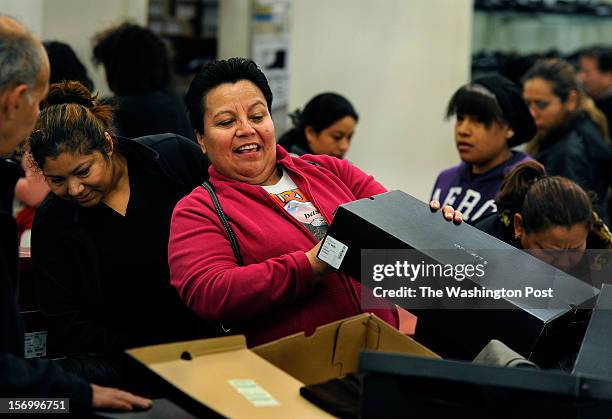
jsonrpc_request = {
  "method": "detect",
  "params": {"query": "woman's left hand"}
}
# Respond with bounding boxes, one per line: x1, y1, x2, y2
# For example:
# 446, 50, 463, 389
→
429, 200, 462, 224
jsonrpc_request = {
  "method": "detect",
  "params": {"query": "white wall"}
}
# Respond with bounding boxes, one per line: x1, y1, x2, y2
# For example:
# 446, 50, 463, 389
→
42, 0, 148, 97
7, 0, 471, 202
289, 0, 473, 201
218, 0, 251, 59
0, 0, 148, 97
0, 0, 44, 35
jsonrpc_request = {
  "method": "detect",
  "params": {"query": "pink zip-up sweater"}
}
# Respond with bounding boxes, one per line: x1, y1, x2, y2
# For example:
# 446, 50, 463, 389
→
169, 145, 398, 346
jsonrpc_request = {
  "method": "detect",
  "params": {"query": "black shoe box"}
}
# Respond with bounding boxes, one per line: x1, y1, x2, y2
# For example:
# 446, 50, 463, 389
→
573, 284, 612, 379
318, 190, 598, 363
359, 351, 612, 419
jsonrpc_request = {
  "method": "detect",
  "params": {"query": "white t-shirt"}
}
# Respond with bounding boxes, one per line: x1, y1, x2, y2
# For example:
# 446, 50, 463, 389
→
262, 169, 329, 241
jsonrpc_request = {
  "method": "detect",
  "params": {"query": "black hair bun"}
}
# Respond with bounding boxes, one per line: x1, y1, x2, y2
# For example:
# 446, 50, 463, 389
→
288, 108, 303, 128
45, 80, 96, 109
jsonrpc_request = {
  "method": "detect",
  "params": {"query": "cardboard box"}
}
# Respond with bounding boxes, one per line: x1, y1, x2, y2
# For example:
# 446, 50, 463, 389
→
126, 313, 437, 418
252, 313, 438, 385
317, 190, 599, 363
126, 335, 330, 418
358, 351, 612, 419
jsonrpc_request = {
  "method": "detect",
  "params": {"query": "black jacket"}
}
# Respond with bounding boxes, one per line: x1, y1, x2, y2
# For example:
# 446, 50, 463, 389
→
0, 158, 21, 214
103, 91, 195, 142
595, 95, 612, 134
31, 134, 210, 358
535, 113, 612, 222
1, 210, 91, 402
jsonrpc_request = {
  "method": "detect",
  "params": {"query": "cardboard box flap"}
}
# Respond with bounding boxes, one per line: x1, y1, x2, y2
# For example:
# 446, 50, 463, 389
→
362, 312, 437, 358
127, 335, 246, 364
127, 336, 332, 418
253, 313, 438, 386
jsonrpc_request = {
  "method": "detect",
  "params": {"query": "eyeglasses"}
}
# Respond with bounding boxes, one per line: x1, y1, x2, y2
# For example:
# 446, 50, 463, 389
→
524, 99, 551, 111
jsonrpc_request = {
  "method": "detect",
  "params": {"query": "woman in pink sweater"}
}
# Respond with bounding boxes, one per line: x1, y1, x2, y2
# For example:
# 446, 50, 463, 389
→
169, 58, 461, 346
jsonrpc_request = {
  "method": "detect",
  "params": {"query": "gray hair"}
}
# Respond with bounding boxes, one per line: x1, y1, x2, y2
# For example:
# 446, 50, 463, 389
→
0, 16, 43, 92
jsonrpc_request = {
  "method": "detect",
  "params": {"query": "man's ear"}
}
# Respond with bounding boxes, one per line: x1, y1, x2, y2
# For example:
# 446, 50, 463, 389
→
195, 131, 207, 154
4, 84, 29, 120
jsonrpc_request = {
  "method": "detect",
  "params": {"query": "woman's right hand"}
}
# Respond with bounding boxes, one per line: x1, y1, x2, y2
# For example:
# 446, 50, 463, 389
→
306, 240, 333, 279
91, 384, 152, 411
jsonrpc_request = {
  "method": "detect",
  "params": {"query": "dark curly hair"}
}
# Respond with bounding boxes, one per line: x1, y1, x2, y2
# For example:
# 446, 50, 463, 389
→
44, 41, 94, 91
93, 22, 170, 95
